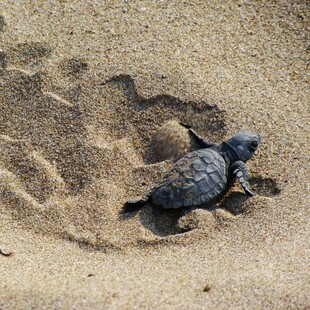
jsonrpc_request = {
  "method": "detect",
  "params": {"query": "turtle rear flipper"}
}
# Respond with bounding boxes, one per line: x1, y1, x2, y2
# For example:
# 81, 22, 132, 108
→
123, 196, 151, 213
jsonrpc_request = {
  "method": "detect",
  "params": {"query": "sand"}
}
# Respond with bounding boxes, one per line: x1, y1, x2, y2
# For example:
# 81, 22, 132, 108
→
0, 1, 309, 309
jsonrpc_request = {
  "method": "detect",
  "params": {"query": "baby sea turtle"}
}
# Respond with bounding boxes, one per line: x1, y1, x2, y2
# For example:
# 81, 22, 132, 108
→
124, 125, 261, 213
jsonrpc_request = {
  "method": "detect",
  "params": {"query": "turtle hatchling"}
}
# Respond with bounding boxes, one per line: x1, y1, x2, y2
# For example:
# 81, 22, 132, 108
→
124, 125, 261, 213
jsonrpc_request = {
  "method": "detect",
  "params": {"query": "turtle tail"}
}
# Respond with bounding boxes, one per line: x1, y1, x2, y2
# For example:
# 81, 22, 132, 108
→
123, 196, 151, 213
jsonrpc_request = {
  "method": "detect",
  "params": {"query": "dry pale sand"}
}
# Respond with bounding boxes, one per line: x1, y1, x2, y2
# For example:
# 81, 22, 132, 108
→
0, 1, 309, 309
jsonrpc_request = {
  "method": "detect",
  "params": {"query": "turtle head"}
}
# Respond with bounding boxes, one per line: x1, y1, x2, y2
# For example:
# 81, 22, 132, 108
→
222, 131, 261, 163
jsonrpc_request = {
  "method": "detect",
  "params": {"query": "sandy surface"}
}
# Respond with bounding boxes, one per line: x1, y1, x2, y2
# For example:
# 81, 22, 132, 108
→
0, 1, 309, 309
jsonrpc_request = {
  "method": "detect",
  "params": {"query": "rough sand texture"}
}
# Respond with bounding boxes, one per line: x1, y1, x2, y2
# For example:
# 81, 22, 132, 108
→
0, 1, 309, 309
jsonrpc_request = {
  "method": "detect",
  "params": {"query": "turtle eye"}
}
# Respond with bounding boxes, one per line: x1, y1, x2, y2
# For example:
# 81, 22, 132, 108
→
249, 140, 258, 150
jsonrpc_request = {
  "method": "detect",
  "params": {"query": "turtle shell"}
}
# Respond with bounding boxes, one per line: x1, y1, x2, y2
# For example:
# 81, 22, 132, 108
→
151, 148, 228, 209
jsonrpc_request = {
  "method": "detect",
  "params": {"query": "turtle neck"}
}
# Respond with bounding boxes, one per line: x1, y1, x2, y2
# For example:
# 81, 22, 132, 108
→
220, 141, 240, 165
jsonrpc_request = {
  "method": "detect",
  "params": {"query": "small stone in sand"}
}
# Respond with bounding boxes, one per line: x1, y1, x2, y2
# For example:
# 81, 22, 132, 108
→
203, 285, 211, 292
0, 248, 13, 257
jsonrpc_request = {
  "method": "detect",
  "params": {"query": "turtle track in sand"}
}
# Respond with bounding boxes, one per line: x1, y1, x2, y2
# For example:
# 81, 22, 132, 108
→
0, 40, 281, 249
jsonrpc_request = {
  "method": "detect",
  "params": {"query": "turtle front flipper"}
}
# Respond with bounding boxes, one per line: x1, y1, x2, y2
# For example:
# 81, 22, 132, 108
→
230, 161, 254, 196
123, 196, 151, 213
179, 123, 217, 149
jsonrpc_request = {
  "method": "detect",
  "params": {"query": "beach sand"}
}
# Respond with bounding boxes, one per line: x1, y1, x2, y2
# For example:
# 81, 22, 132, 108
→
0, 1, 309, 308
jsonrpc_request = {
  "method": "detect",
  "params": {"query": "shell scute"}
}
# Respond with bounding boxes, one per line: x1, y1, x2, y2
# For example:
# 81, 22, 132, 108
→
182, 183, 202, 207
191, 159, 207, 172
197, 176, 214, 193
